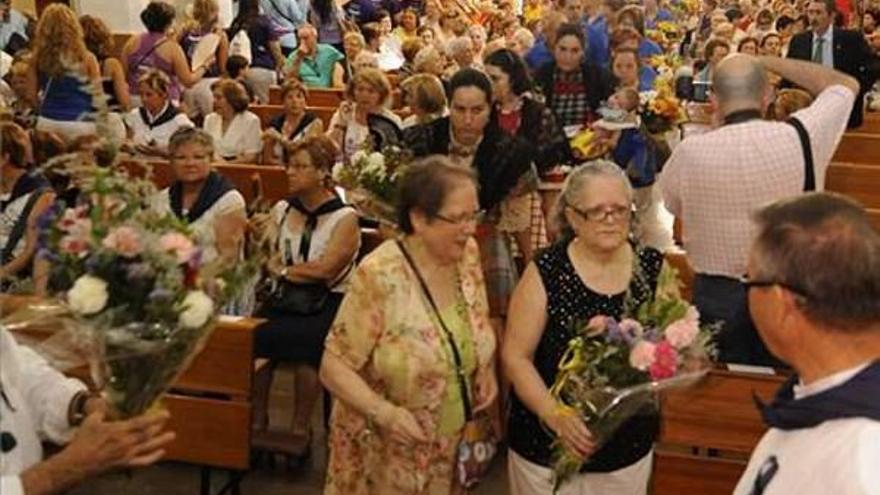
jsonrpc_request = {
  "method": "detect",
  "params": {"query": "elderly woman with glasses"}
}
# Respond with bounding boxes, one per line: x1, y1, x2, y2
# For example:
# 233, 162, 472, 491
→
503, 161, 668, 495
319, 157, 497, 495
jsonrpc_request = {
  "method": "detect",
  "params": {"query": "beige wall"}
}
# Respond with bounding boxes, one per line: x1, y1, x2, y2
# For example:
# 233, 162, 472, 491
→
11, 0, 35, 17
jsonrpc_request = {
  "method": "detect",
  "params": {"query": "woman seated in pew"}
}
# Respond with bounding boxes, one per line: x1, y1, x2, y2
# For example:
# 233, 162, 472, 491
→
0, 121, 54, 291
399, 73, 447, 128
503, 162, 667, 495
327, 68, 402, 164
262, 80, 323, 165
319, 157, 497, 494
202, 79, 262, 163
250, 135, 360, 465
123, 69, 195, 157
150, 127, 247, 269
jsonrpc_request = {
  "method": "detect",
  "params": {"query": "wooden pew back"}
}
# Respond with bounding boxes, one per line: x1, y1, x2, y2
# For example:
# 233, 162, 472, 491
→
826, 162, 880, 210
652, 369, 788, 495
832, 133, 880, 165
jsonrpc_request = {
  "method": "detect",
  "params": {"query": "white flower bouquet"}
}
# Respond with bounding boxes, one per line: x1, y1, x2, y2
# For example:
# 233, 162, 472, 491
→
332, 145, 413, 227
3, 156, 257, 418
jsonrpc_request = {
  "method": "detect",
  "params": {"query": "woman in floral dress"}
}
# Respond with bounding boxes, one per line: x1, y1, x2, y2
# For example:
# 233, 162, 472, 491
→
320, 158, 498, 494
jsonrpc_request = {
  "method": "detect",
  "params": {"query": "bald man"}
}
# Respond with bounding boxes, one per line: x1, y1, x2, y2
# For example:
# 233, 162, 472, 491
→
659, 54, 858, 366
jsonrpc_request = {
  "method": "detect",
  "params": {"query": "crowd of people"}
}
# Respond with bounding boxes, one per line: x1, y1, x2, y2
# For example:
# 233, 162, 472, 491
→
1, 0, 879, 493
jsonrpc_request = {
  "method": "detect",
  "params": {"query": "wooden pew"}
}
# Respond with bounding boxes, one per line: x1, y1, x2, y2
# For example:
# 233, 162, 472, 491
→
119, 160, 290, 205
826, 162, 880, 209
832, 132, 880, 165
859, 112, 880, 135
652, 368, 788, 495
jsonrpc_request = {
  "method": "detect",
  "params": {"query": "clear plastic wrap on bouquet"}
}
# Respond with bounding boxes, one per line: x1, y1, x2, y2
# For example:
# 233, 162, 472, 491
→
550, 368, 710, 489
2, 299, 215, 419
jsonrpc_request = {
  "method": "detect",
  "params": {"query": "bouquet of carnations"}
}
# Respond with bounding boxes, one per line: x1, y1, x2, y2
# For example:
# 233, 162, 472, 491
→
2, 155, 257, 419
332, 144, 413, 227
547, 267, 717, 489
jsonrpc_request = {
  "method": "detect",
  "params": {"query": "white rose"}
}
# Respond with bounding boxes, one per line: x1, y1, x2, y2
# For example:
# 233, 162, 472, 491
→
351, 150, 368, 165
367, 152, 385, 170
179, 290, 215, 329
68, 275, 109, 315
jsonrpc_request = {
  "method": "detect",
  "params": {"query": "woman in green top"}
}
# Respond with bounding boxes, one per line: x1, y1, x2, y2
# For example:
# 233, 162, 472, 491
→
320, 157, 498, 494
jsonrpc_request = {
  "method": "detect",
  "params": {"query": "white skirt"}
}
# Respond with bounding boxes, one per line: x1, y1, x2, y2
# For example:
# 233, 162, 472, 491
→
507, 448, 653, 495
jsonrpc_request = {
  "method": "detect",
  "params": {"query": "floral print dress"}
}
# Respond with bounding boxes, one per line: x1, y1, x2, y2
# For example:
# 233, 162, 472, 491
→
323, 238, 496, 495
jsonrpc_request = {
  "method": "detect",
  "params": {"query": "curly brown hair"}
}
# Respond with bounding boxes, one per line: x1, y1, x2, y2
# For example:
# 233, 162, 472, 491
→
211, 79, 251, 113
33, 4, 90, 77
79, 15, 114, 60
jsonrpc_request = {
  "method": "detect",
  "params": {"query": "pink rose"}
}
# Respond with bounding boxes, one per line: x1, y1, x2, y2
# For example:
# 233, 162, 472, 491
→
159, 232, 195, 264
649, 341, 678, 380
685, 305, 700, 324
629, 341, 657, 371
59, 235, 90, 256
587, 315, 609, 335
665, 318, 700, 349
102, 226, 142, 258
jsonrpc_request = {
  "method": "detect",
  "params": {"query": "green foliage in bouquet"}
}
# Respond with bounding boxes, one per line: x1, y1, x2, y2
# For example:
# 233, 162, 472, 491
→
546, 266, 717, 490
332, 145, 414, 226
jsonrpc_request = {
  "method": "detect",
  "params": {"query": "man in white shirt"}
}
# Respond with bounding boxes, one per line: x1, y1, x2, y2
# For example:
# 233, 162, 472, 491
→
659, 54, 858, 365
0, 327, 174, 495
734, 192, 880, 495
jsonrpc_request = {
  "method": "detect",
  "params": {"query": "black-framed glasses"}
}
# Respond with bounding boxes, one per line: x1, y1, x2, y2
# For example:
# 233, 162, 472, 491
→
435, 209, 486, 225
567, 203, 632, 223
741, 275, 810, 299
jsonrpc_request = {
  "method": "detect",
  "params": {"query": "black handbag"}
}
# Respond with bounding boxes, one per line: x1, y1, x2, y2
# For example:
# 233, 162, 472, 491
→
262, 197, 351, 316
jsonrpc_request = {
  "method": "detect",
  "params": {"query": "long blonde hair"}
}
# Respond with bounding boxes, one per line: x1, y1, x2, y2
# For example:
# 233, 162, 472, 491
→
33, 4, 91, 77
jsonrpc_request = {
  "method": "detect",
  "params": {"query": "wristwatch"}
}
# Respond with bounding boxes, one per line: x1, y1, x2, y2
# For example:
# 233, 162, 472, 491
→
67, 391, 91, 427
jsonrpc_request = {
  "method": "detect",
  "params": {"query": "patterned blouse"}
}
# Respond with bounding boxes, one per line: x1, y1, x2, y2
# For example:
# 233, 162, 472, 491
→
508, 240, 664, 472
323, 238, 496, 495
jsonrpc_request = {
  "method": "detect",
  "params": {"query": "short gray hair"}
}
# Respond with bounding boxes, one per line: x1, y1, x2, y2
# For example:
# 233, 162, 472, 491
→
751, 192, 880, 331
447, 35, 473, 56
554, 160, 633, 240
168, 126, 214, 155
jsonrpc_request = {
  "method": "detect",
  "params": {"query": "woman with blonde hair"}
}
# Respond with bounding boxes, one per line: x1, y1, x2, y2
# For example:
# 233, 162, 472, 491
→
123, 69, 195, 156
400, 73, 447, 128
327, 68, 401, 163
179, 0, 229, 120
28, 4, 104, 143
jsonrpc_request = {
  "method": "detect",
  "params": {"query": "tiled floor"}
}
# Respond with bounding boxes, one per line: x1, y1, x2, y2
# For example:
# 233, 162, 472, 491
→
70, 366, 509, 495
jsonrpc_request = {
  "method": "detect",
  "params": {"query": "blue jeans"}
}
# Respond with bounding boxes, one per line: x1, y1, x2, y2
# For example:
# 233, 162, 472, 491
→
692, 274, 785, 367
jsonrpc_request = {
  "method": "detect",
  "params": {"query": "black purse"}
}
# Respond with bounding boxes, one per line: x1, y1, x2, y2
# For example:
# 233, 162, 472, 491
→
262, 197, 351, 316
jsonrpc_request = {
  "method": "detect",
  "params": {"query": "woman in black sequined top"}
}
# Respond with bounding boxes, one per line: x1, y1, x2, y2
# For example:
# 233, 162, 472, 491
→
502, 160, 665, 495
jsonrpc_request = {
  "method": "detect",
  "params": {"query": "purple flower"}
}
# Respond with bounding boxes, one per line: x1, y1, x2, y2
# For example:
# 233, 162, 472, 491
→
605, 319, 625, 344
643, 327, 661, 343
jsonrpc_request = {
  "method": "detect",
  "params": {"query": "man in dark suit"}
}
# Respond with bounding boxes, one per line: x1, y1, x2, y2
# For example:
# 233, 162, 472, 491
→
787, 0, 878, 128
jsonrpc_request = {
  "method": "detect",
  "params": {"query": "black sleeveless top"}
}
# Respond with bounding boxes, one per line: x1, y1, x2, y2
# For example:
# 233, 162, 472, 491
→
508, 240, 664, 472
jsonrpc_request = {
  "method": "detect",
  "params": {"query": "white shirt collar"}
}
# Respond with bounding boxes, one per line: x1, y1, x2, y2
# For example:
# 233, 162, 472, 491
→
814, 25, 832, 42
146, 101, 171, 124
793, 361, 872, 400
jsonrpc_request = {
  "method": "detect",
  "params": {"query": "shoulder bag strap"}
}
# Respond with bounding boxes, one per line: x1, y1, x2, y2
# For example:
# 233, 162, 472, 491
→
1, 190, 45, 265
786, 117, 816, 192
395, 239, 473, 420
133, 37, 170, 73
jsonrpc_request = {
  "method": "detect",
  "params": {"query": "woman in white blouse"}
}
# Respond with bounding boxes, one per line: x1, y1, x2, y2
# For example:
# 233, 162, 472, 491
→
151, 127, 246, 267
202, 79, 262, 163
327, 68, 401, 164
123, 70, 195, 157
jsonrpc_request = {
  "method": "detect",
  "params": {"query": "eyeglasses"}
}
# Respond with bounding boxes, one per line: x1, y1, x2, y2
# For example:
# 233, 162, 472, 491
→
741, 275, 810, 299
567, 203, 632, 222
435, 209, 486, 225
